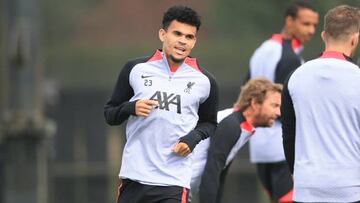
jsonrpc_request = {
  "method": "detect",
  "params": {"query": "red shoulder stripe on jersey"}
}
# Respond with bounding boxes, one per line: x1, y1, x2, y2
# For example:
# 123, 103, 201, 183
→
278, 189, 293, 203
147, 50, 163, 62
184, 57, 201, 72
320, 51, 347, 60
240, 121, 255, 134
270, 34, 283, 44
271, 34, 303, 52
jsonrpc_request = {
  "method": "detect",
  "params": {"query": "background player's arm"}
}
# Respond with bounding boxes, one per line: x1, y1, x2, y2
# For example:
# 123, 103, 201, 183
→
281, 77, 296, 174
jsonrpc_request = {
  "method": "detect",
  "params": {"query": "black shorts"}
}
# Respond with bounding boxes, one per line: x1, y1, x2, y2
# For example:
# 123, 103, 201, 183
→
256, 161, 293, 202
294, 202, 360, 203
117, 179, 189, 203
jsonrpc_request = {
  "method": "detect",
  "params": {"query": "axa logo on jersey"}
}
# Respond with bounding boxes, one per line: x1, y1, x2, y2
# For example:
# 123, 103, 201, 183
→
149, 91, 181, 114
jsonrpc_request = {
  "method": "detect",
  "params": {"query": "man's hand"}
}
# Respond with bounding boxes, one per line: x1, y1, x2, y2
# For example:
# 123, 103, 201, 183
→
172, 141, 191, 157
135, 100, 159, 117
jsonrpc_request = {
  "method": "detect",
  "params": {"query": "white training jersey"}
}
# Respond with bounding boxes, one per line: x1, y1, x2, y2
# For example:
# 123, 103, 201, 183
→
104, 50, 218, 188
282, 51, 360, 202
249, 34, 303, 163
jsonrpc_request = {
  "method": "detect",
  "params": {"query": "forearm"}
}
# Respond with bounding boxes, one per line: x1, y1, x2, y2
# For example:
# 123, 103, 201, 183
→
104, 100, 137, 125
179, 121, 216, 151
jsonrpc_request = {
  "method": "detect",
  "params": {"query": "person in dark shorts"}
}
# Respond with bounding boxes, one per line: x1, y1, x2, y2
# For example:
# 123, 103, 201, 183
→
104, 5, 219, 203
245, 1, 318, 202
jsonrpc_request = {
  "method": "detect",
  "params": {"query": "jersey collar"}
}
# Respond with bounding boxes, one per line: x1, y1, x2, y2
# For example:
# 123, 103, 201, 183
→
147, 49, 201, 72
270, 34, 303, 53
234, 109, 255, 135
320, 51, 353, 62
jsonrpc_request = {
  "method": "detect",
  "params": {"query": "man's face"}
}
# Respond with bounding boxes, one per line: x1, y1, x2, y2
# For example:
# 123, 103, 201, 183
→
289, 8, 319, 44
159, 20, 197, 66
252, 91, 281, 127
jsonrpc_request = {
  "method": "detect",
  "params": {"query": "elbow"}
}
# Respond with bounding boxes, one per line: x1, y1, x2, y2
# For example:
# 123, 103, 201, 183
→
104, 110, 117, 126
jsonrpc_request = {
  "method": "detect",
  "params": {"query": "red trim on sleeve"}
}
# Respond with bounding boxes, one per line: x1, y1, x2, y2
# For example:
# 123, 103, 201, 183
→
147, 50, 163, 62
320, 51, 347, 60
240, 121, 255, 134
184, 57, 200, 72
278, 189, 293, 203
181, 188, 188, 203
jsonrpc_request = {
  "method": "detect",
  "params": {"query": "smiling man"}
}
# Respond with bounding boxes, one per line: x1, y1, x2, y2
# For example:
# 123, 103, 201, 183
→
104, 5, 218, 203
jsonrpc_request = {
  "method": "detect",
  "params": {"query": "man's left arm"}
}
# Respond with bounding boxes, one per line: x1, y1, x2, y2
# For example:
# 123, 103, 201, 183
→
176, 72, 219, 154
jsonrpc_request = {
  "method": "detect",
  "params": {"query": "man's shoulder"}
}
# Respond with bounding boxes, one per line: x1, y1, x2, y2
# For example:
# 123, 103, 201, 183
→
125, 56, 152, 67
287, 58, 320, 83
120, 53, 157, 73
187, 59, 217, 86
197, 66, 217, 83
251, 38, 282, 59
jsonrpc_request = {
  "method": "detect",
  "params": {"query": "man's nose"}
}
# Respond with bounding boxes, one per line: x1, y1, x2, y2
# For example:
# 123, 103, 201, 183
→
178, 37, 186, 44
308, 25, 316, 35
275, 107, 281, 117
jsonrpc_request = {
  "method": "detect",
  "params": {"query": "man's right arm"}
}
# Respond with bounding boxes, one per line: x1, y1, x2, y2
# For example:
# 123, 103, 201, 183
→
104, 61, 137, 125
281, 76, 296, 174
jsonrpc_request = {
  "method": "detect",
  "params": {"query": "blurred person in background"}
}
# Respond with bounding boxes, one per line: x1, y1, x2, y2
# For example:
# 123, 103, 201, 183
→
194, 78, 282, 203
104, 5, 218, 203
281, 5, 360, 203
245, 1, 318, 202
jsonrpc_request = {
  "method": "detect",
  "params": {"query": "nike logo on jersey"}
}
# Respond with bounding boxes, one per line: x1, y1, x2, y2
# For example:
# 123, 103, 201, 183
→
150, 91, 181, 114
141, 74, 154, 79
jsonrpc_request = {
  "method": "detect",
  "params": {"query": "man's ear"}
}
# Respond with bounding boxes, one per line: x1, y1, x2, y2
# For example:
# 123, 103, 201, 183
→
321, 31, 326, 43
350, 32, 359, 47
285, 16, 294, 28
159, 28, 166, 42
250, 98, 258, 109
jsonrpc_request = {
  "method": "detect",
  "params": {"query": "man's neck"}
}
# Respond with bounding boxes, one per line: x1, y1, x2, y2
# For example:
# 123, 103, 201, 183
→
281, 29, 293, 40
242, 109, 255, 127
324, 44, 352, 57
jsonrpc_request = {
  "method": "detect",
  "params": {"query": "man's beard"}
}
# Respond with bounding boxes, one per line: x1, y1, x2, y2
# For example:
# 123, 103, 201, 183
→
253, 114, 274, 128
255, 121, 272, 128
170, 55, 185, 64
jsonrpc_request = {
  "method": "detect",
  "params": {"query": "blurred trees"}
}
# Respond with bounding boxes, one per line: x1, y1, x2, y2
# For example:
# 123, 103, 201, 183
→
35, 0, 359, 102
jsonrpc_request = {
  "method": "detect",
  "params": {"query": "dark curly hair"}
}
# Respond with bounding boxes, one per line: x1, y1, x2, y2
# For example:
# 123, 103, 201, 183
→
162, 5, 201, 31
